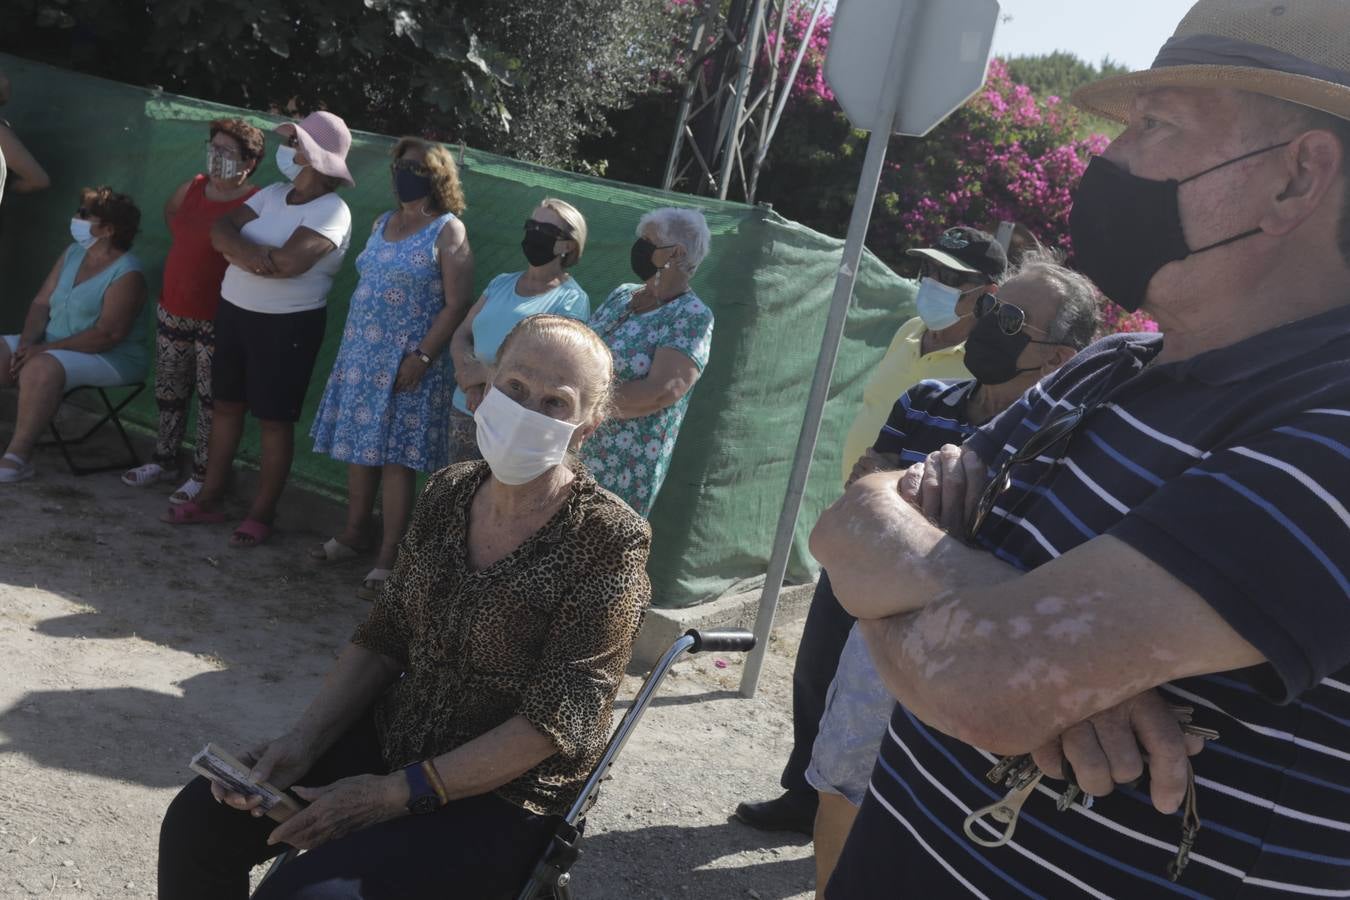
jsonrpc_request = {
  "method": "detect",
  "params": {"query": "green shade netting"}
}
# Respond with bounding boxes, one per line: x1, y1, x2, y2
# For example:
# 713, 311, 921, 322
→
0, 55, 916, 608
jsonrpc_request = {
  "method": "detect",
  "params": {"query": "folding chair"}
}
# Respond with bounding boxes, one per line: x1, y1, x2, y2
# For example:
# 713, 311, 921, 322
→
38, 383, 145, 475
516, 627, 757, 900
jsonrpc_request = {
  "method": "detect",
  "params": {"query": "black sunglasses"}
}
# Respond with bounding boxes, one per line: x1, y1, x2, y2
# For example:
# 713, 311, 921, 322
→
974, 293, 1057, 339
524, 219, 570, 240
391, 159, 429, 177
968, 401, 1097, 542
966, 354, 1139, 541
919, 260, 984, 290
75, 207, 93, 220
284, 134, 300, 148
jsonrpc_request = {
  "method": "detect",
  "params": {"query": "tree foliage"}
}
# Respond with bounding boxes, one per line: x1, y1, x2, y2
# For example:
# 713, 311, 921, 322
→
1004, 51, 1131, 102
0, 0, 690, 166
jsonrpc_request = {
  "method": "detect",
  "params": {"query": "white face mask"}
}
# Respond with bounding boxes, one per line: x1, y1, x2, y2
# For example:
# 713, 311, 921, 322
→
474, 386, 580, 485
914, 277, 968, 331
69, 217, 98, 249
275, 144, 304, 181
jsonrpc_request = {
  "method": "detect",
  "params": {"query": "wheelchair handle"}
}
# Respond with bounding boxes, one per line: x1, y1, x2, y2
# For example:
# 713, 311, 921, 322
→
685, 628, 756, 653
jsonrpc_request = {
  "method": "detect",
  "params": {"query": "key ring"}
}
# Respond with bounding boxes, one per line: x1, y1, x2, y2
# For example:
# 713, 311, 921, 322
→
963, 774, 1042, 848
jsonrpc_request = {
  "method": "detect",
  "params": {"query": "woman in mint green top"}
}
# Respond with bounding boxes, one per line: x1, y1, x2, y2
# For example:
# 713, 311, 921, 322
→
0, 186, 147, 483
447, 198, 590, 461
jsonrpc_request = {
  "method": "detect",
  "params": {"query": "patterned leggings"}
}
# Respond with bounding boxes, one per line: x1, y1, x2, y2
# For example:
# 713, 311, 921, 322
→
153, 307, 215, 480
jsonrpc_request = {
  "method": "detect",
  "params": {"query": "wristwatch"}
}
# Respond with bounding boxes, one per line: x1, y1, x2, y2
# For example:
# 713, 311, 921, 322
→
403, 760, 447, 815
410, 347, 433, 366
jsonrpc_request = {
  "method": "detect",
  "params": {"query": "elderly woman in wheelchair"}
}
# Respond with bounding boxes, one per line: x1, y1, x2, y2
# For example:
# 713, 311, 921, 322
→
159, 314, 652, 900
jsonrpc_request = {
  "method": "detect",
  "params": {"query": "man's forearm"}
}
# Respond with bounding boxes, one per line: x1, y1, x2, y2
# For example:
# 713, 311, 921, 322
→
811, 472, 1013, 619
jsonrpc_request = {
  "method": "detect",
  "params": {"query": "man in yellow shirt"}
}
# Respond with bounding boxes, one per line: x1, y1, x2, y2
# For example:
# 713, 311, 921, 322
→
735, 226, 1006, 836
838, 226, 1007, 485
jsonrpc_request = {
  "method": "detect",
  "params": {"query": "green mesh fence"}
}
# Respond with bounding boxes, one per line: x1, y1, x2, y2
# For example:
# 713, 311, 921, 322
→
0, 54, 916, 608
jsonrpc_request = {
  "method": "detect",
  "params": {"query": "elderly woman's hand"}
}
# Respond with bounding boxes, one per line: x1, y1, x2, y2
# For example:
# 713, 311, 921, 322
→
8, 342, 43, 377
211, 732, 316, 813
394, 354, 428, 392
266, 773, 407, 850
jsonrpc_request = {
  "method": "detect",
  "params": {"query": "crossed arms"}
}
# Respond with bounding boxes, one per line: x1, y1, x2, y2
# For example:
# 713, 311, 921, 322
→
810, 445, 1264, 811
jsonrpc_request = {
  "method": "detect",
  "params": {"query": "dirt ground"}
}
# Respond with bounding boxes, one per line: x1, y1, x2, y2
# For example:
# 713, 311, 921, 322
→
0, 427, 816, 899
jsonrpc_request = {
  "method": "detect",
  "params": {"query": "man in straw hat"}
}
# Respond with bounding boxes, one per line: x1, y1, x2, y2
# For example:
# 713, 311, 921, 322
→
808, 1, 1350, 896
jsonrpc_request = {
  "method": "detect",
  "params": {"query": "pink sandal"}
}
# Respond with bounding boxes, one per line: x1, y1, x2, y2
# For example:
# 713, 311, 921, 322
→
229, 518, 273, 549
161, 501, 227, 525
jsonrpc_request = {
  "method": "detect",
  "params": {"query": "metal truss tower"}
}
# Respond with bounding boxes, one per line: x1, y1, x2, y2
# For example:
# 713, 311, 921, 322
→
660, 0, 828, 205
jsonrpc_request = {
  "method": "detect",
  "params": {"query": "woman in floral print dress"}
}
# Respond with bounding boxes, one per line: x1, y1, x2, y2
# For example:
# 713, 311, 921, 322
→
310, 138, 474, 598
582, 208, 714, 517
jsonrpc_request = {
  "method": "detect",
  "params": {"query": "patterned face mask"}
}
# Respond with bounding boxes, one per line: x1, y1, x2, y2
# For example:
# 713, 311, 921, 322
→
207, 147, 245, 180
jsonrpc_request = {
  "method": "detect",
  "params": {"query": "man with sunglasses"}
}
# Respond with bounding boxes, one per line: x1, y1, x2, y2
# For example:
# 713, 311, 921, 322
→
811, 2, 1350, 897
736, 226, 1005, 836
807, 253, 1099, 894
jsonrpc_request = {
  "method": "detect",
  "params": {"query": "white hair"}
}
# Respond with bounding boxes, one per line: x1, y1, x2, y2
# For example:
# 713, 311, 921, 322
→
637, 207, 712, 274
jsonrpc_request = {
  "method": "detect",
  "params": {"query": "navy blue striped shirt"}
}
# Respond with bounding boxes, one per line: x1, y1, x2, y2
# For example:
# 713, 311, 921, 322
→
830, 303, 1350, 899
873, 379, 979, 464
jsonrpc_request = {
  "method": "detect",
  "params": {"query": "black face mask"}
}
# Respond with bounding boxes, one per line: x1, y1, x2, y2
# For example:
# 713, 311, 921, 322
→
394, 168, 432, 203
521, 230, 560, 267
963, 314, 1041, 386
1068, 141, 1289, 312
630, 237, 661, 281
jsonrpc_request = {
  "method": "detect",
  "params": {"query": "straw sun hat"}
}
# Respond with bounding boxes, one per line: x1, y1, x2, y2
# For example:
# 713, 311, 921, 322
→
1072, 0, 1350, 123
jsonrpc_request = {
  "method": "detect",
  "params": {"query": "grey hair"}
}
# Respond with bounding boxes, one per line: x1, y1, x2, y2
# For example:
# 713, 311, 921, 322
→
637, 207, 712, 274
1000, 248, 1101, 349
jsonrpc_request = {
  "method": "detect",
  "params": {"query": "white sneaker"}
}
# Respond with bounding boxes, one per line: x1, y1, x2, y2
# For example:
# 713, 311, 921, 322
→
122, 462, 165, 487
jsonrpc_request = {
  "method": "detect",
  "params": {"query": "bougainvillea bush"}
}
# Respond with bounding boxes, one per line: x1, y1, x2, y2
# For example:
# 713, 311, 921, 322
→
751, 6, 1156, 332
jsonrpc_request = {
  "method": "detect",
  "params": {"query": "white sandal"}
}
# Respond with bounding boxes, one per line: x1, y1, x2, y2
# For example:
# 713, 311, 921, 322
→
0, 452, 34, 484
356, 567, 393, 602
309, 537, 365, 563
169, 477, 204, 505
122, 462, 167, 487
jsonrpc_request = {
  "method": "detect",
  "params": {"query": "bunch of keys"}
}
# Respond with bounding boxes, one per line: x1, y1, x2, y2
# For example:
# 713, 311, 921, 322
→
961, 705, 1219, 882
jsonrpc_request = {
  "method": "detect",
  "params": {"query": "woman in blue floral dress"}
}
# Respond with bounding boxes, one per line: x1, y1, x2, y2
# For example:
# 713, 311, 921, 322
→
311, 138, 474, 598
583, 208, 715, 517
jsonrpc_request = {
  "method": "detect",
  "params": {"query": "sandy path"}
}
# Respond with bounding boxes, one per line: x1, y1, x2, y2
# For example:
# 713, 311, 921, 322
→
0, 436, 814, 899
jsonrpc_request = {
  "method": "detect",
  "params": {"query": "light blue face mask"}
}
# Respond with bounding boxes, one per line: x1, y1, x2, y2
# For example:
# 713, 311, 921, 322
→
69, 217, 98, 249
915, 277, 967, 331
275, 144, 304, 181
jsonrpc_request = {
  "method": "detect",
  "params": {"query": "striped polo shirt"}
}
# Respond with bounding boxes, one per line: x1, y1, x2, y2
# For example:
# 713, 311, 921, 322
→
873, 378, 980, 464
829, 303, 1350, 899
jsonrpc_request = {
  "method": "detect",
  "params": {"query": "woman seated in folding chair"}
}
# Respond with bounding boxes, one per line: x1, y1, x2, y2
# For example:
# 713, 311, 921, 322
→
0, 186, 147, 483
159, 314, 652, 900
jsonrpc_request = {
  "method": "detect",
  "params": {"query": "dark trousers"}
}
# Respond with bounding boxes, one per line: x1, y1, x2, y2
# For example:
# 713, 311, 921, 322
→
159, 716, 558, 900
780, 571, 856, 796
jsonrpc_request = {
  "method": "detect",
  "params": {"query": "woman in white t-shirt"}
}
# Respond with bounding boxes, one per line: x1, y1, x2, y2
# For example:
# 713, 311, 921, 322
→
163, 111, 354, 550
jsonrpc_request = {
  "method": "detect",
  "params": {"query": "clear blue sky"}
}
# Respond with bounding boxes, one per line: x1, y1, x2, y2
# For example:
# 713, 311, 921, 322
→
988, 0, 1191, 71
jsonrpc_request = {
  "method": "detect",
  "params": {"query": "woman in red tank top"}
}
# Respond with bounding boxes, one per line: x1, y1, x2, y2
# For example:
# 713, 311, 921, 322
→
122, 118, 263, 502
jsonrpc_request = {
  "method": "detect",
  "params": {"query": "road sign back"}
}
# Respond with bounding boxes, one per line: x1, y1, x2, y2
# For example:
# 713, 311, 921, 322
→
825, 0, 1000, 136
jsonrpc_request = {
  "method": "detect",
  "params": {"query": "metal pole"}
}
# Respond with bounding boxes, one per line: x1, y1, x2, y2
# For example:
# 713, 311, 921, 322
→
748, 0, 827, 202
739, 1, 924, 698
717, 0, 768, 200
662, 1, 716, 192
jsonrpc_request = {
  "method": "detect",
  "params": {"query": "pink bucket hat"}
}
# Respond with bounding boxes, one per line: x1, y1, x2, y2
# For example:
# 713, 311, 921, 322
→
276, 110, 355, 187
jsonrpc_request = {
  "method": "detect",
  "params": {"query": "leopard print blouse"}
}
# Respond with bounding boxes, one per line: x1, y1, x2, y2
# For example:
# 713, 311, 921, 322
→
350, 460, 652, 816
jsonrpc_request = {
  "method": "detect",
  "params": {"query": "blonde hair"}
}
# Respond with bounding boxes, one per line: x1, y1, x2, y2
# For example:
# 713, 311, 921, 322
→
539, 197, 587, 268
496, 314, 614, 423
393, 137, 467, 215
